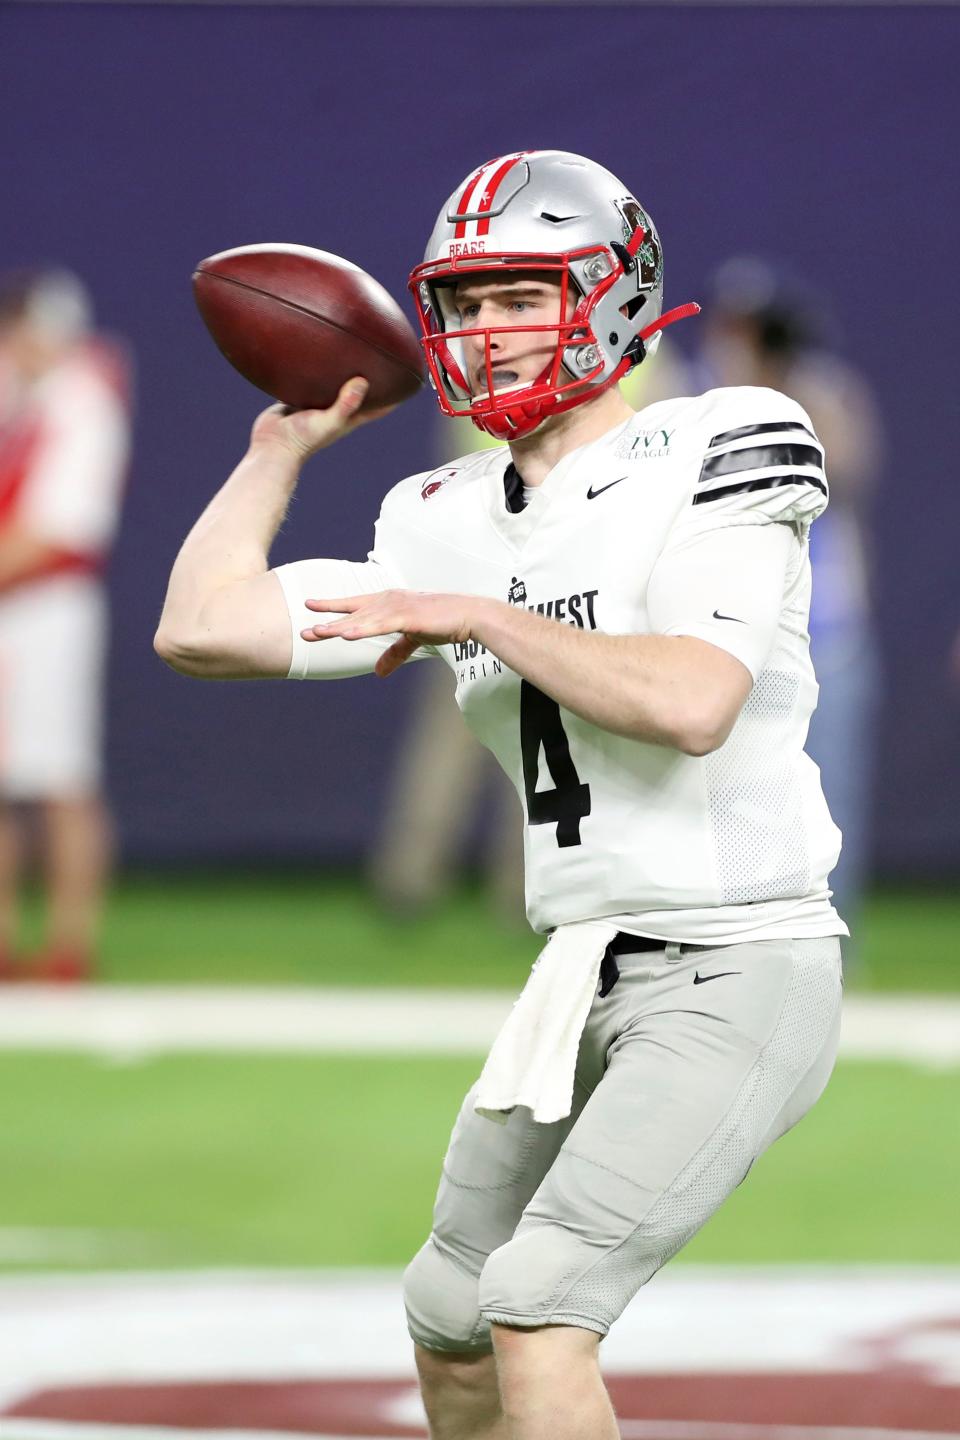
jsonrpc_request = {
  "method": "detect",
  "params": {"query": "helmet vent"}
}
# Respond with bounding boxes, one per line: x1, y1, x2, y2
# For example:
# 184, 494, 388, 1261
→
540, 211, 581, 224
623, 294, 648, 321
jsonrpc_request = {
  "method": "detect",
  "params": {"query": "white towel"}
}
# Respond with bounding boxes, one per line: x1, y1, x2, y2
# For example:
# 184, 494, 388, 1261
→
474, 919, 621, 1125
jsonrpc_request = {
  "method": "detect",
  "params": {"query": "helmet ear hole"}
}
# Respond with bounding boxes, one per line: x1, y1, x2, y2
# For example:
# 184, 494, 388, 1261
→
622, 294, 648, 322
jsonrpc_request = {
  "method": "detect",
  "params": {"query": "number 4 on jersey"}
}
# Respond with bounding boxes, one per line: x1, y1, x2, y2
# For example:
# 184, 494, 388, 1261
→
520, 681, 591, 847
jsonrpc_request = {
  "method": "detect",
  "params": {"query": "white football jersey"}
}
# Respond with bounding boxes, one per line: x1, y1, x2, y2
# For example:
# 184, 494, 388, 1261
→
277, 386, 847, 944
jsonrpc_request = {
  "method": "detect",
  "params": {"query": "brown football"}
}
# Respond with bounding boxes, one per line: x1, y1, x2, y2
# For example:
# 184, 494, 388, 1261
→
192, 244, 426, 411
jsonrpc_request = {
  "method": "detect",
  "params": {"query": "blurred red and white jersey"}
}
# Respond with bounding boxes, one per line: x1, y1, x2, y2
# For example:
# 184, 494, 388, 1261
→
0, 340, 131, 798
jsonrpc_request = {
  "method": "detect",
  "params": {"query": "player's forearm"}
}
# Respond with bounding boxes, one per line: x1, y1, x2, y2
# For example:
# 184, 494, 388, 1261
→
156, 441, 300, 644
471, 599, 744, 755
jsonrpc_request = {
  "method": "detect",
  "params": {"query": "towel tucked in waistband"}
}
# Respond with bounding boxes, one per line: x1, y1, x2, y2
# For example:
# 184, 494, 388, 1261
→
474, 919, 622, 1126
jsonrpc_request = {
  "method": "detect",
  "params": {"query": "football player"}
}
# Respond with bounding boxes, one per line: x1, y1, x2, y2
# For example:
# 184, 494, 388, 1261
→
156, 151, 847, 1440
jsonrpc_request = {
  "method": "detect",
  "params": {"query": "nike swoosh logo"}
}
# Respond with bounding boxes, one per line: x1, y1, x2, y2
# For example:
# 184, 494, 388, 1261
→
712, 609, 747, 624
693, 970, 742, 985
587, 476, 629, 500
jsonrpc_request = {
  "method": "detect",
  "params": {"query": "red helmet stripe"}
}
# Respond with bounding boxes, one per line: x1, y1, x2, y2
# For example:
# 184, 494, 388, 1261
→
452, 161, 489, 239
475, 152, 528, 237
626, 223, 647, 258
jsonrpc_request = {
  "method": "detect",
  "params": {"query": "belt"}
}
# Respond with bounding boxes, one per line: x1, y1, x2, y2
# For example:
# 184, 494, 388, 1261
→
599, 931, 665, 998
607, 932, 665, 957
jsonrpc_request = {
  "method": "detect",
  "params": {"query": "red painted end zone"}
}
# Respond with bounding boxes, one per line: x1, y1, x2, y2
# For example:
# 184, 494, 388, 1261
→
6, 1369, 960, 1436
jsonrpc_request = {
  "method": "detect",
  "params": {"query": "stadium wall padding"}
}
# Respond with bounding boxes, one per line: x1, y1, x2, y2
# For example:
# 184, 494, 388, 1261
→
1, 3, 957, 873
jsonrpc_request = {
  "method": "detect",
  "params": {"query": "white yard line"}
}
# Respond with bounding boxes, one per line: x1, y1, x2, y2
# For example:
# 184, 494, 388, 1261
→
0, 1269, 959, 1411
0, 986, 512, 1059
1, 1271, 959, 1438
0, 1266, 958, 1383
0, 987, 957, 1066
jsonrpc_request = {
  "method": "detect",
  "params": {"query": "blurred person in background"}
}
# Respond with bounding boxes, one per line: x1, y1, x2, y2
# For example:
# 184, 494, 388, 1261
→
0, 270, 131, 982
369, 338, 694, 923
696, 259, 883, 949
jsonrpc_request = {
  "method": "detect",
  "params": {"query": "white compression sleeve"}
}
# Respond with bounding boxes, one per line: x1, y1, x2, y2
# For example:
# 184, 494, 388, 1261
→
274, 556, 434, 680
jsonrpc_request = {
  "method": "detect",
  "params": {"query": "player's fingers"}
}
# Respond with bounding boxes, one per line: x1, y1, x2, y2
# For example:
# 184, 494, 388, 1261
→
335, 377, 369, 417
270, 379, 371, 457
304, 596, 363, 613
299, 617, 358, 640
350, 400, 400, 427
375, 636, 418, 677
301, 616, 388, 641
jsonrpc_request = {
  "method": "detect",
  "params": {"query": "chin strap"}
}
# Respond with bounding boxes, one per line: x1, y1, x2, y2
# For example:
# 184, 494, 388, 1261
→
473, 398, 545, 442
643, 300, 702, 339
624, 301, 701, 367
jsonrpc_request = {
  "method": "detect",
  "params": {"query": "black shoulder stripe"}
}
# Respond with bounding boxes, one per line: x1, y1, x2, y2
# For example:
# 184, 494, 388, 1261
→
709, 420, 817, 449
700, 443, 824, 483
692, 474, 828, 506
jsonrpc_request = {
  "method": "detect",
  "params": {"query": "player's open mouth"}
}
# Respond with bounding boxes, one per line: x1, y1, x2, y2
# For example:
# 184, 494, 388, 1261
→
474, 368, 522, 394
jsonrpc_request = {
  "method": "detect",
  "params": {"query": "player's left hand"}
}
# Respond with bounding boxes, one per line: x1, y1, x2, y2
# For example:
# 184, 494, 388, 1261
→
302, 590, 482, 678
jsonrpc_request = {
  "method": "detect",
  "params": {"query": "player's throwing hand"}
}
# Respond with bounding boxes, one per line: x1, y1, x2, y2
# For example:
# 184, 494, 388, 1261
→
249, 378, 394, 463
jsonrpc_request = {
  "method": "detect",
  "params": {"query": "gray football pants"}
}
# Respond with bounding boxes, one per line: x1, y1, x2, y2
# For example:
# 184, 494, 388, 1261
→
404, 935, 842, 1349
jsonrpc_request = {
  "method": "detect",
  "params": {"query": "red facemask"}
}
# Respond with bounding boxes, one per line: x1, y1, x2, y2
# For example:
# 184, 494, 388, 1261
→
409, 235, 699, 441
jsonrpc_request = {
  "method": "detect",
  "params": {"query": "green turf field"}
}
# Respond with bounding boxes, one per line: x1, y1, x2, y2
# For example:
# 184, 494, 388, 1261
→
1, 1052, 958, 1272
18, 872, 960, 991
5, 873, 958, 1277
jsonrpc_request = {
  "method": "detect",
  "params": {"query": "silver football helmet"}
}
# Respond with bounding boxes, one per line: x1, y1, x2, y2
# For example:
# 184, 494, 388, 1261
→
409, 149, 699, 440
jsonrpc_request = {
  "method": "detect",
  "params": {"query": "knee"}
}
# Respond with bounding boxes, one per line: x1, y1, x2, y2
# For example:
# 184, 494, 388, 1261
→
491, 1321, 600, 1365
403, 1237, 492, 1354
414, 1341, 498, 1403
490, 1321, 603, 1419
414, 1341, 501, 1440
479, 1223, 594, 1328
